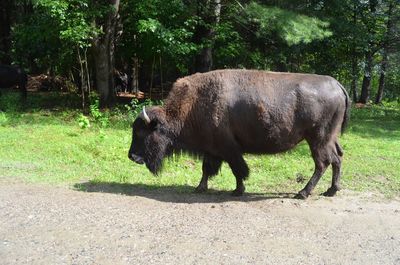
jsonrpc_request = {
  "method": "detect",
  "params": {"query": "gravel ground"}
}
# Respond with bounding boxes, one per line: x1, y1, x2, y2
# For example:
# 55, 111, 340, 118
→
0, 181, 399, 265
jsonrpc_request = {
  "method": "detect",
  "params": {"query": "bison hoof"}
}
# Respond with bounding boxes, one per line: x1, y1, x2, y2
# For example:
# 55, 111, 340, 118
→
322, 187, 339, 197
294, 190, 309, 200
231, 187, 245, 197
194, 185, 208, 193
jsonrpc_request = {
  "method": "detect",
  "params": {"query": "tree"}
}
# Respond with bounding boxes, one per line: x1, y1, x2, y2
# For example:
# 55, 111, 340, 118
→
6, 0, 400, 104
92, 0, 120, 107
11, 0, 121, 107
225, 1, 333, 71
117, 0, 198, 95
375, 0, 399, 103
193, 0, 221, 73
0, 0, 13, 64
358, 0, 388, 103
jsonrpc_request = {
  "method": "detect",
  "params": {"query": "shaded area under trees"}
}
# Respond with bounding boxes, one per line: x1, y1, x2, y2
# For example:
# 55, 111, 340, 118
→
1, 0, 399, 107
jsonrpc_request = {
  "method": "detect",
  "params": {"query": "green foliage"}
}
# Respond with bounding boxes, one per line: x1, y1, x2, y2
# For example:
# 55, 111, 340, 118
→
34, 0, 98, 47
88, 93, 109, 128
351, 102, 400, 120
0, 112, 9, 126
136, 17, 197, 65
77, 113, 90, 129
6, 0, 400, 100
12, 0, 99, 73
119, 0, 198, 74
244, 2, 332, 46
386, 53, 400, 100
124, 98, 163, 123
213, 20, 247, 68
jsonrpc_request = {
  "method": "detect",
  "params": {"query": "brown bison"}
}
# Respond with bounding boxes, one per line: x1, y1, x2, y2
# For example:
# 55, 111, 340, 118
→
128, 69, 350, 199
0, 64, 27, 100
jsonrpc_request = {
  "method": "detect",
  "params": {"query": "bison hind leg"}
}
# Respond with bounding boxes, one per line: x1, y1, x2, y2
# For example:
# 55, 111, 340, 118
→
296, 138, 344, 199
296, 140, 334, 199
295, 160, 329, 199
323, 141, 343, 197
195, 154, 222, 193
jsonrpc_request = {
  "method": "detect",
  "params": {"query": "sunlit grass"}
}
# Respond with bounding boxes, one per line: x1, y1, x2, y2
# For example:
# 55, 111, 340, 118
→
1, 92, 399, 197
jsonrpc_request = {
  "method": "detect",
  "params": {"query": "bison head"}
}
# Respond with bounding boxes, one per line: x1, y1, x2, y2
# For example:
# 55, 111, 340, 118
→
128, 106, 173, 175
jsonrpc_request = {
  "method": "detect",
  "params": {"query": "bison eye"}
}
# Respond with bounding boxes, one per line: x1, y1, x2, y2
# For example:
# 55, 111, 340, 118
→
148, 120, 158, 131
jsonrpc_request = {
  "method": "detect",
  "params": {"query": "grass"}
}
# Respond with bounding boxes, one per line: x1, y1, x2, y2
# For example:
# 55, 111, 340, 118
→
1, 92, 399, 197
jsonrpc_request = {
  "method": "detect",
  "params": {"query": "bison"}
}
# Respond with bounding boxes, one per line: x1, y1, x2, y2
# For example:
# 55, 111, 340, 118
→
128, 69, 350, 199
0, 64, 27, 100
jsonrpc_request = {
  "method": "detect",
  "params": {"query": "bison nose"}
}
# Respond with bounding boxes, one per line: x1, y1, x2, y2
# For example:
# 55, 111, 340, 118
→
129, 153, 145, 164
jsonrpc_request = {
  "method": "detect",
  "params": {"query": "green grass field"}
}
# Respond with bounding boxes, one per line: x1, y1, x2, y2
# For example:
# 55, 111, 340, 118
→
1, 92, 399, 197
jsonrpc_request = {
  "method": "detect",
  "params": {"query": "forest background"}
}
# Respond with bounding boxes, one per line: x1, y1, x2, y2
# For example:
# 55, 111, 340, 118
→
1, 0, 399, 106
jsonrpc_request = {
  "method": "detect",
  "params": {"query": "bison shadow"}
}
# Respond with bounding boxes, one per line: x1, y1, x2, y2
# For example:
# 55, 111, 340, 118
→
73, 181, 297, 203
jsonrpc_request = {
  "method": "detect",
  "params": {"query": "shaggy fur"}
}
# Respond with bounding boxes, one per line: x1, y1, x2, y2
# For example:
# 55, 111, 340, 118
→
128, 69, 350, 198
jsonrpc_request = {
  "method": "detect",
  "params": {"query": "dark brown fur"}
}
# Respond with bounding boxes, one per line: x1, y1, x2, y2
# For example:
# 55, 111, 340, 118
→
129, 69, 350, 198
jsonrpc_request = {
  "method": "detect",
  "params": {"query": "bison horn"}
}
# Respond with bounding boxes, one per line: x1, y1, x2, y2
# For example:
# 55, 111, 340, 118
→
142, 106, 151, 125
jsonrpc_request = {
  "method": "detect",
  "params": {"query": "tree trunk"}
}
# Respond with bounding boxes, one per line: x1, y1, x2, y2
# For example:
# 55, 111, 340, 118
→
359, 51, 373, 104
350, 5, 358, 102
77, 47, 86, 110
375, 1, 394, 104
358, 0, 381, 104
94, 42, 112, 106
92, 0, 120, 107
131, 56, 139, 94
375, 62, 386, 104
193, 0, 221, 73
351, 57, 358, 102
0, 0, 12, 64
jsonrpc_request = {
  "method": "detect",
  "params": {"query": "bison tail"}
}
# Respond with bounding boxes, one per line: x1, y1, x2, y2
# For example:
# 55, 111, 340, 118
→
338, 82, 351, 135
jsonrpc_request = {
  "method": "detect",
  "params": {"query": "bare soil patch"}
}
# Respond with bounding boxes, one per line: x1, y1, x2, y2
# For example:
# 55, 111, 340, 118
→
0, 181, 399, 265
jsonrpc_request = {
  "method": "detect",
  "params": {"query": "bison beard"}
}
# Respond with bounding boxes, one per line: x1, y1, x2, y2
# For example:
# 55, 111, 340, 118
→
128, 69, 350, 199
144, 133, 172, 175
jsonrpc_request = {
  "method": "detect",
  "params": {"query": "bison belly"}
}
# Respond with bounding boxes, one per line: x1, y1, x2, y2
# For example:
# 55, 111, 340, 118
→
228, 102, 310, 154
232, 121, 306, 154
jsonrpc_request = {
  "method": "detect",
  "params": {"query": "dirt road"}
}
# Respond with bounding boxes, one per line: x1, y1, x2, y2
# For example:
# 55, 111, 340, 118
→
0, 181, 399, 265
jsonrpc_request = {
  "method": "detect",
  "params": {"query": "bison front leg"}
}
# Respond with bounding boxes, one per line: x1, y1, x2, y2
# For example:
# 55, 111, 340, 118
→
226, 155, 249, 196
195, 155, 222, 193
